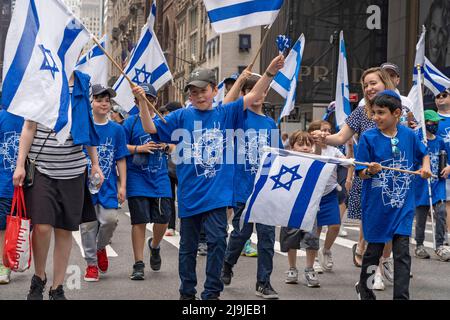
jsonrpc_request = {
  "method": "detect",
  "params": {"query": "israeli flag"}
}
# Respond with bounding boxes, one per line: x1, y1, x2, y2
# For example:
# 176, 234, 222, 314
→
270, 34, 305, 124
421, 57, 450, 96
75, 35, 108, 86
335, 31, 351, 129
113, 1, 172, 111
203, 0, 284, 34
240, 148, 338, 232
213, 79, 225, 108
2, 0, 90, 141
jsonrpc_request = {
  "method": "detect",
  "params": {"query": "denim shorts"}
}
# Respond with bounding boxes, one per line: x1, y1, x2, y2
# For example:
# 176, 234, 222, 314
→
128, 197, 171, 225
0, 198, 12, 230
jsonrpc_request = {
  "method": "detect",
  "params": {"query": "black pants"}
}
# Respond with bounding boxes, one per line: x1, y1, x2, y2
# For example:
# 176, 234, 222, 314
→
168, 176, 178, 230
359, 235, 411, 300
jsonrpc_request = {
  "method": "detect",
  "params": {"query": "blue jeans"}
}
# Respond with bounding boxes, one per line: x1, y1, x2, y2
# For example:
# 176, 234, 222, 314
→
224, 203, 275, 284
179, 207, 227, 300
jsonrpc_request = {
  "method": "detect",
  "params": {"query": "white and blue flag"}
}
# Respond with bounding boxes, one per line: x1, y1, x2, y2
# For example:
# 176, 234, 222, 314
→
270, 34, 305, 124
240, 148, 353, 232
213, 79, 225, 108
335, 31, 351, 129
203, 0, 284, 34
1, 0, 90, 141
113, 1, 172, 111
75, 35, 108, 86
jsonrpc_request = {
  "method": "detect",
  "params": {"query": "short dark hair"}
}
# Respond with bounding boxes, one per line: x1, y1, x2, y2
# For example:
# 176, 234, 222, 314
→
93, 92, 111, 100
373, 94, 402, 113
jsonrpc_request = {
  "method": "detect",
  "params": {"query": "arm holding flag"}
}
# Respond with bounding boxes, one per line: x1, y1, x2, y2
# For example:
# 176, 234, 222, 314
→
243, 55, 285, 109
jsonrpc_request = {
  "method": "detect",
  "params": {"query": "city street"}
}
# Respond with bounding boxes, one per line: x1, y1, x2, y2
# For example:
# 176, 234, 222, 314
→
3, 204, 450, 300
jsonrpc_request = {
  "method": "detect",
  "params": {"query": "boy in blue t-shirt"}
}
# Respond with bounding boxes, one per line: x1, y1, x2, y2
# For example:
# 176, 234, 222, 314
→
125, 83, 173, 281
220, 73, 283, 299
354, 90, 431, 300
0, 109, 24, 284
414, 110, 450, 261
136, 55, 285, 300
80, 85, 129, 282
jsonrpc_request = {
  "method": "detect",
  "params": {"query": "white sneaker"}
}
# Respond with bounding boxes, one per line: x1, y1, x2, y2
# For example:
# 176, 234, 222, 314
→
372, 272, 385, 291
285, 268, 299, 284
338, 226, 348, 237
380, 257, 394, 283
313, 259, 323, 274
318, 248, 333, 271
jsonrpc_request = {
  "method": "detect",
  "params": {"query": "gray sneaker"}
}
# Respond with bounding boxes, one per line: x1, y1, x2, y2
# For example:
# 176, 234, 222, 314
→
304, 268, 320, 288
285, 268, 298, 284
381, 257, 394, 283
414, 245, 430, 259
435, 246, 450, 261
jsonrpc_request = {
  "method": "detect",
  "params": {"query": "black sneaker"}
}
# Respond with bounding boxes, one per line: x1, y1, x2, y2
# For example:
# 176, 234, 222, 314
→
130, 261, 145, 280
355, 281, 376, 300
27, 274, 47, 300
179, 294, 198, 300
255, 282, 279, 299
148, 237, 161, 271
221, 262, 233, 286
49, 285, 67, 300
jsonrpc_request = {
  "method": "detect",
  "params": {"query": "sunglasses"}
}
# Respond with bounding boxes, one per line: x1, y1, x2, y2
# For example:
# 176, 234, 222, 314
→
436, 93, 449, 99
391, 137, 400, 157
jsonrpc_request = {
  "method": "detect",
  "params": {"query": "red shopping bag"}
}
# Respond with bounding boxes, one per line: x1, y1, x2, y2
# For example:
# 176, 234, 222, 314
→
2, 187, 32, 272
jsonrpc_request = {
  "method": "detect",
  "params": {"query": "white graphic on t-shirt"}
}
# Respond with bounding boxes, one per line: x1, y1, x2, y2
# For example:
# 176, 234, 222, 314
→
0, 131, 20, 171
87, 138, 115, 179
241, 130, 269, 174
371, 153, 412, 209
440, 127, 450, 144
430, 151, 439, 184
139, 134, 163, 172
191, 124, 225, 178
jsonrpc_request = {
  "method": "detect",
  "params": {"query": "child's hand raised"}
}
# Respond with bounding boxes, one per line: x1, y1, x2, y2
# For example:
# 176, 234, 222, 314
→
267, 54, 285, 75
131, 85, 146, 102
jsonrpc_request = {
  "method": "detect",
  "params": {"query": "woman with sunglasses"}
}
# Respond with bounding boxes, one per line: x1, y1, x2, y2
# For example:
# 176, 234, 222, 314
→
354, 90, 431, 300
435, 88, 450, 246
312, 68, 396, 270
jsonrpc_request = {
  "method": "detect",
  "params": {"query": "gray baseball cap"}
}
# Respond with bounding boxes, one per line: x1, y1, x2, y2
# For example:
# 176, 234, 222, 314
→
184, 68, 216, 92
140, 83, 157, 98
91, 84, 116, 97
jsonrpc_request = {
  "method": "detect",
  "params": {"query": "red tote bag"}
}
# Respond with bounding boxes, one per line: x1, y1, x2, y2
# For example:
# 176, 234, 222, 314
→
2, 187, 32, 272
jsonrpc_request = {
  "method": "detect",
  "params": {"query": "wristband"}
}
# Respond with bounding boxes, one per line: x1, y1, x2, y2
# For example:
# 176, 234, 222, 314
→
265, 70, 275, 78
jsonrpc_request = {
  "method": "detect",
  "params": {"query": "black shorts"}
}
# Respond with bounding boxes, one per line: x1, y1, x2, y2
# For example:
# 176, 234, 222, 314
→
128, 197, 171, 225
279, 226, 319, 252
24, 170, 85, 231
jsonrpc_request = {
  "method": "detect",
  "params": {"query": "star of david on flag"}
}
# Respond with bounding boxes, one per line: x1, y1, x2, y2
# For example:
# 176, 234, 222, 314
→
240, 148, 339, 232
270, 164, 302, 191
2, 0, 91, 143
113, 0, 172, 112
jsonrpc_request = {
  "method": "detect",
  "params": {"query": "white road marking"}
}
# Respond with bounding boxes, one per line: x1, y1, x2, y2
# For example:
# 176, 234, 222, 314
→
72, 230, 118, 258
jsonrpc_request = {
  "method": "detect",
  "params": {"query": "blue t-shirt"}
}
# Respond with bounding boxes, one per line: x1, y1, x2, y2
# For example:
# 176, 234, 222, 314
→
152, 98, 245, 217
355, 125, 427, 243
87, 121, 129, 209
414, 136, 449, 206
233, 109, 283, 205
123, 114, 172, 198
0, 110, 24, 198
437, 112, 450, 180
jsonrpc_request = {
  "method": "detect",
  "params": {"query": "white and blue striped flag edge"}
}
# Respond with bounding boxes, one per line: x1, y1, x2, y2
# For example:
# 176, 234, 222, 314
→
335, 30, 351, 129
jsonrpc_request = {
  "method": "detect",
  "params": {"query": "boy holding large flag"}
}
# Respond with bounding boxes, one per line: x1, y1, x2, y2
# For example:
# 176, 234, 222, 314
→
136, 55, 284, 300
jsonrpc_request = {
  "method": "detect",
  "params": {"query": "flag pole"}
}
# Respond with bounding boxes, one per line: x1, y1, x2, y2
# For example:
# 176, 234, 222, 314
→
353, 160, 437, 179
416, 62, 437, 250
91, 36, 167, 124
248, 25, 273, 71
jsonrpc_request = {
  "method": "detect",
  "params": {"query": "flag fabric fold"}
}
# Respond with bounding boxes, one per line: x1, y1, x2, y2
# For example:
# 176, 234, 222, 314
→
75, 35, 108, 86
270, 34, 305, 124
335, 31, 351, 129
113, 1, 172, 111
203, 0, 284, 34
240, 147, 339, 232
2, 0, 91, 142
